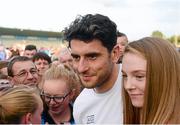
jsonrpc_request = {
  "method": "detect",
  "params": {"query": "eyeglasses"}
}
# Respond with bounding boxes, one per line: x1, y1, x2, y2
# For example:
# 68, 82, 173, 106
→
13, 69, 38, 78
40, 91, 71, 104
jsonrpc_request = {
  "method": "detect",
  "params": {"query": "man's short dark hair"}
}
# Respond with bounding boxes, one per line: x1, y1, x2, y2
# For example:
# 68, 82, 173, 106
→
63, 14, 117, 52
7, 56, 31, 77
25, 44, 37, 51
32, 52, 52, 64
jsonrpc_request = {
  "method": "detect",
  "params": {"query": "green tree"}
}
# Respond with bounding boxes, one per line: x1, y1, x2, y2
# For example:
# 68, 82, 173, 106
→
151, 30, 164, 38
168, 35, 180, 46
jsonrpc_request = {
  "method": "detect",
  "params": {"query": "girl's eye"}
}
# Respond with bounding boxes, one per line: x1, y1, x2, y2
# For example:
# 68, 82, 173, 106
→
135, 75, 145, 81
122, 74, 127, 78
122, 74, 127, 81
137, 76, 143, 78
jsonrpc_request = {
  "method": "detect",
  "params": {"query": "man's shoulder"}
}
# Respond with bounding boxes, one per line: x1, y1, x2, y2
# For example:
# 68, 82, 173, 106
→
73, 89, 93, 112
76, 88, 94, 99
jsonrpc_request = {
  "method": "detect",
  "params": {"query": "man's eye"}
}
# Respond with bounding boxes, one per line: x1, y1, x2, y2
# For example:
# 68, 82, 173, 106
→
18, 72, 27, 76
122, 74, 127, 78
88, 55, 97, 60
72, 56, 80, 61
35, 63, 41, 65
30, 70, 38, 74
43, 62, 49, 65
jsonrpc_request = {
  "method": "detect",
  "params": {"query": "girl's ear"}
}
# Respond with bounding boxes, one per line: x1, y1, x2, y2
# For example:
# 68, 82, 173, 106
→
24, 113, 32, 124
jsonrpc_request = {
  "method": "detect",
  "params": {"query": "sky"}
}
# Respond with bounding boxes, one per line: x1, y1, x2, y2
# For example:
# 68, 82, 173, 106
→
0, 0, 179, 40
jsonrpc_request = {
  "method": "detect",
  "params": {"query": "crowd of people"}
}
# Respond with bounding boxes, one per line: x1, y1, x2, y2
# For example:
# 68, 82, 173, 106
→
0, 13, 180, 124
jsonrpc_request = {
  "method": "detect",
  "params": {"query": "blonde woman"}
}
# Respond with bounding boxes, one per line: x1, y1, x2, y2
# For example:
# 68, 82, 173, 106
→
0, 85, 43, 124
122, 37, 180, 124
40, 64, 81, 124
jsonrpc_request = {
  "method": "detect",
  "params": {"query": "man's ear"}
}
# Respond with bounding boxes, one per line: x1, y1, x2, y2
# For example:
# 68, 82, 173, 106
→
7, 76, 12, 81
7, 76, 15, 85
111, 45, 120, 63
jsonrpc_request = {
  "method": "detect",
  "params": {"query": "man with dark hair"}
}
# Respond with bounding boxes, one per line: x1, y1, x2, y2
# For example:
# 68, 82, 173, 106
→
32, 52, 52, 77
8, 56, 39, 86
23, 44, 37, 58
116, 31, 128, 63
64, 14, 123, 124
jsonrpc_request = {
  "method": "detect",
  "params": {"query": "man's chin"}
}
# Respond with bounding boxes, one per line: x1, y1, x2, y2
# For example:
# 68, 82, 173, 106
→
81, 82, 96, 89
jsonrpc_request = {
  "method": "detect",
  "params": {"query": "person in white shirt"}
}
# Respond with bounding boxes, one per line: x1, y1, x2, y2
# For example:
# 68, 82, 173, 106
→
63, 14, 123, 124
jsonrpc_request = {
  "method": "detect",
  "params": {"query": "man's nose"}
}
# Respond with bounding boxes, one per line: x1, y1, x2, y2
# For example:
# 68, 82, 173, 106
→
77, 58, 89, 73
26, 71, 34, 79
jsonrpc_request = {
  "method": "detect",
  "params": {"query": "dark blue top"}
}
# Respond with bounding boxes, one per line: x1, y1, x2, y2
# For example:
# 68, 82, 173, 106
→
41, 104, 74, 124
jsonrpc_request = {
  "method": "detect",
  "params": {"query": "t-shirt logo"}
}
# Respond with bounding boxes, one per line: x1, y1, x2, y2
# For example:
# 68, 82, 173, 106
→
87, 115, 95, 124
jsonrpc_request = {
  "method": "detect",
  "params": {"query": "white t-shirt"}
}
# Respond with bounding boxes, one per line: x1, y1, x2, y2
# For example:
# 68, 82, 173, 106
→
73, 65, 123, 124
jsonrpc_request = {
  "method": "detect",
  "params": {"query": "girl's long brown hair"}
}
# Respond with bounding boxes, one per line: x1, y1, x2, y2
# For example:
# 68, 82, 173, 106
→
123, 37, 180, 124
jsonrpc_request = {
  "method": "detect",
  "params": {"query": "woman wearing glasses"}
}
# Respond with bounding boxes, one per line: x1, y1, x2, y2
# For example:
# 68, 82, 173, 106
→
40, 64, 81, 124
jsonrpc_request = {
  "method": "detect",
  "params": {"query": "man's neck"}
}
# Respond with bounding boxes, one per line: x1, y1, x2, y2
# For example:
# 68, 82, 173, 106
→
94, 64, 119, 93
